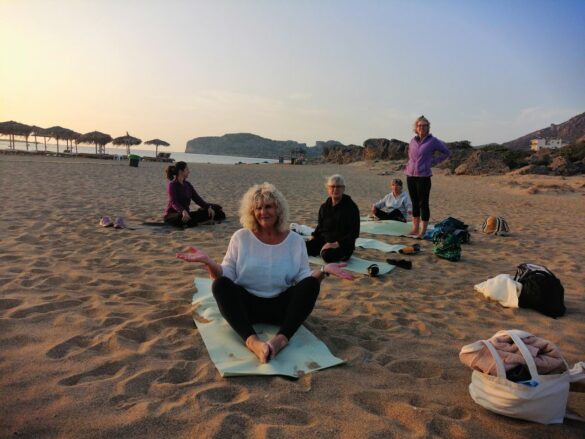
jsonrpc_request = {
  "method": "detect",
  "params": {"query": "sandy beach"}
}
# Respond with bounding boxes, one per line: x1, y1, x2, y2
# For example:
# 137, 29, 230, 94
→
1, 154, 584, 438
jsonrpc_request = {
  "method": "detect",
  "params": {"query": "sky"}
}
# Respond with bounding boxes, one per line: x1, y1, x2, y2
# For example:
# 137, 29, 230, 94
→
1, 0, 584, 151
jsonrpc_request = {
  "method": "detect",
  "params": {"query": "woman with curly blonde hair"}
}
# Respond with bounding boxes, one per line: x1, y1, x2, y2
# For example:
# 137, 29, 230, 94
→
177, 182, 353, 364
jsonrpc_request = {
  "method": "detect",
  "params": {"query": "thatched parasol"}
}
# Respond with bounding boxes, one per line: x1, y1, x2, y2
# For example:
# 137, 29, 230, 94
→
77, 131, 113, 155
112, 132, 142, 155
45, 126, 81, 154
144, 138, 170, 157
30, 126, 49, 151
0, 120, 33, 150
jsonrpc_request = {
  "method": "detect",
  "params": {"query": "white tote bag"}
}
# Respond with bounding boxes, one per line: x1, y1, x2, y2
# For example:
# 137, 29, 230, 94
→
462, 329, 585, 424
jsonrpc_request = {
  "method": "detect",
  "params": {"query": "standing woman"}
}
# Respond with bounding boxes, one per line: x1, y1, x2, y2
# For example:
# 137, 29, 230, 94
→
405, 116, 450, 238
164, 161, 225, 227
176, 183, 353, 363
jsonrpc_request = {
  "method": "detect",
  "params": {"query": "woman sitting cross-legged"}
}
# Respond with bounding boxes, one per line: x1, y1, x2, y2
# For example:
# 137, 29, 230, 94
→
370, 178, 412, 222
176, 182, 354, 363
306, 174, 360, 263
164, 161, 225, 227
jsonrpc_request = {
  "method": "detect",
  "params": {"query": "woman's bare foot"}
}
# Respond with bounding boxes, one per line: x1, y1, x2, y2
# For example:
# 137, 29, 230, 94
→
245, 335, 270, 364
266, 334, 289, 360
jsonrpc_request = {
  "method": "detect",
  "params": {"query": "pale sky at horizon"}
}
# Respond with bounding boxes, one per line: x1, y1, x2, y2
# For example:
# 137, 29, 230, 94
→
1, 0, 584, 152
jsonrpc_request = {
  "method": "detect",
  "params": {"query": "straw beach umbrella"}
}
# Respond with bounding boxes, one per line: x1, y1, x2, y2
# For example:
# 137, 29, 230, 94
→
77, 131, 113, 155
30, 126, 50, 151
0, 120, 32, 150
112, 132, 142, 155
144, 138, 170, 157
46, 126, 81, 154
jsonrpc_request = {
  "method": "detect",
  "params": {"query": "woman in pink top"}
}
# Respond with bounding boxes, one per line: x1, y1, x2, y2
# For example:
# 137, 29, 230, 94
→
405, 116, 451, 238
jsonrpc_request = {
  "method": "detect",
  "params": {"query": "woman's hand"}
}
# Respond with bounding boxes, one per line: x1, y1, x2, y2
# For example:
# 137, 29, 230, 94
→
207, 206, 215, 220
325, 262, 354, 280
176, 246, 211, 265
181, 210, 190, 223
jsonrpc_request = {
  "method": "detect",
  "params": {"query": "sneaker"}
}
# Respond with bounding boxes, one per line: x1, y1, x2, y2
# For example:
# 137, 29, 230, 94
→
99, 216, 113, 227
113, 217, 126, 229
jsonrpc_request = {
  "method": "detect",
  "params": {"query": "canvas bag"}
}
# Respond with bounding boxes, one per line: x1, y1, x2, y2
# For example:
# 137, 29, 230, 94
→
461, 329, 585, 424
481, 216, 510, 235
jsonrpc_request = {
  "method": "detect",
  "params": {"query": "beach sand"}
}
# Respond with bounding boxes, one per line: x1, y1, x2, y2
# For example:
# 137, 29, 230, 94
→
1, 155, 584, 438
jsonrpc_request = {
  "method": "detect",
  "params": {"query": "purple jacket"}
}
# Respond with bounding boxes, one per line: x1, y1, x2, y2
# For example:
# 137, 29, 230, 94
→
405, 134, 451, 177
165, 180, 209, 216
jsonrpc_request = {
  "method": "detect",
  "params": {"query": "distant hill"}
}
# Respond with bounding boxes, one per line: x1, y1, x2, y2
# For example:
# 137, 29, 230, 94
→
502, 111, 585, 150
185, 133, 309, 159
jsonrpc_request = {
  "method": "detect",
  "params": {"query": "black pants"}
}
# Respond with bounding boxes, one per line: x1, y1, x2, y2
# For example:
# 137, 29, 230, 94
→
306, 237, 354, 262
373, 207, 406, 222
406, 176, 432, 221
211, 276, 320, 341
164, 205, 225, 228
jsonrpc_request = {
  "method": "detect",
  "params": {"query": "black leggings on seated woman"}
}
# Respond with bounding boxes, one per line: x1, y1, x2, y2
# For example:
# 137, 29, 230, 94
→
211, 276, 320, 341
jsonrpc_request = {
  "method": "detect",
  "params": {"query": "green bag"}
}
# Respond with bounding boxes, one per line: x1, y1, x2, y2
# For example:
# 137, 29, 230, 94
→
432, 232, 461, 261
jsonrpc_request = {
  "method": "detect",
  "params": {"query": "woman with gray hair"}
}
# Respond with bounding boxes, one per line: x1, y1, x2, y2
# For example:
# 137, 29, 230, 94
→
176, 182, 353, 364
405, 116, 450, 238
306, 174, 360, 262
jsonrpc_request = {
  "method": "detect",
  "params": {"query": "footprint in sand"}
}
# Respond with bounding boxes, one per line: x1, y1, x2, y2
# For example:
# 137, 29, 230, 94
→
387, 359, 442, 378
195, 384, 249, 405
10, 299, 85, 319
211, 414, 253, 439
0, 298, 23, 311
351, 391, 427, 436
46, 335, 93, 359
58, 361, 125, 386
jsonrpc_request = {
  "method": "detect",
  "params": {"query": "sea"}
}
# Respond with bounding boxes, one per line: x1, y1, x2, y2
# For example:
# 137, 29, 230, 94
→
0, 140, 278, 165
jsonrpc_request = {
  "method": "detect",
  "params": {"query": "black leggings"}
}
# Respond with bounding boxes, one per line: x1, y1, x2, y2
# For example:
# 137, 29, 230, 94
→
164, 205, 225, 228
211, 276, 320, 341
373, 207, 406, 222
406, 176, 432, 221
306, 237, 354, 263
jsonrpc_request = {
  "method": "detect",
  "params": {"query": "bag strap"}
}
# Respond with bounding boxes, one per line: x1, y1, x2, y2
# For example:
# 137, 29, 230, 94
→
569, 362, 585, 383
505, 331, 540, 380
479, 340, 507, 377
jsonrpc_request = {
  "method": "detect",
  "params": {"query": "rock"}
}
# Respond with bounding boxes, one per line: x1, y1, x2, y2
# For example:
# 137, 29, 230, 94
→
549, 156, 585, 176
508, 164, 550, 175
454, 151, 509, 175
362, 138, 408, 161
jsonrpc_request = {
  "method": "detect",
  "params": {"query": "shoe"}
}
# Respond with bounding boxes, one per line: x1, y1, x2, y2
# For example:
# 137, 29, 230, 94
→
399, 244, 421, 254
99, 216, 113, 227
113, 217, 126, 229
386, 259, 412, 270
367, 264, 379, 277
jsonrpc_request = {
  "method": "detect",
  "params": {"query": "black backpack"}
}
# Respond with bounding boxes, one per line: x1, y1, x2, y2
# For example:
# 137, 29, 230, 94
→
514, 263, 566, 318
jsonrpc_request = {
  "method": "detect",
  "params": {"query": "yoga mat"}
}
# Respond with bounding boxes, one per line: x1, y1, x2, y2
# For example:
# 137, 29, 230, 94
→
308, 256, 395, 275
360, 220, 420, 237
191, 278, 345, 378
356, 238, 405, 253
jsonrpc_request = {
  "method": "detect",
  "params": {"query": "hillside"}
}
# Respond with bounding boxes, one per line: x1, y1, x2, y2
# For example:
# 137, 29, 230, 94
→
502, 111, 585, 150
185, 133, 309, 159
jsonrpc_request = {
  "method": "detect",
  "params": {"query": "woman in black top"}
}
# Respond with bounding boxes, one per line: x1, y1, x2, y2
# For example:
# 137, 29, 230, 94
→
164, 161, 225, 227
306, 174, 360, 262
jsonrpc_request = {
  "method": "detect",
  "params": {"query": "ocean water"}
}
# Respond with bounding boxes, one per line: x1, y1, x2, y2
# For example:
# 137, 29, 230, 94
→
0, 140, 278, 165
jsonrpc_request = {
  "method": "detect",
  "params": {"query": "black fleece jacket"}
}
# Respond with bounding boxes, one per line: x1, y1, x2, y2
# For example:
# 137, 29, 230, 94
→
312, 194, 360, 249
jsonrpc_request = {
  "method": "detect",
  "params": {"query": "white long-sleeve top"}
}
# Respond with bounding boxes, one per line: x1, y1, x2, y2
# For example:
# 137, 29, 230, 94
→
220, 228, 313, 298
373, 191, 413, 218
